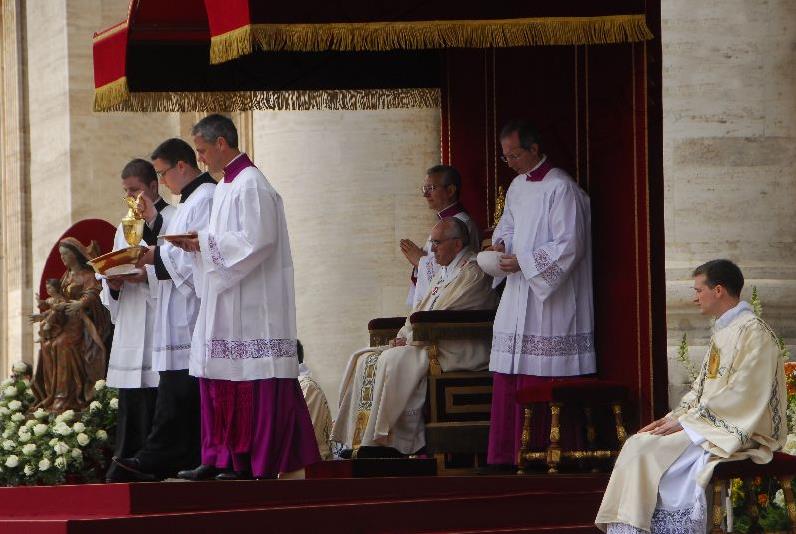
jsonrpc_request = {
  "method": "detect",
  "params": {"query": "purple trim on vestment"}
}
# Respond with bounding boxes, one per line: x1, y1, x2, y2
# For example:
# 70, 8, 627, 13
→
437, 202, 465, 219
222, 153, 254, 183
526, 159, 553, 182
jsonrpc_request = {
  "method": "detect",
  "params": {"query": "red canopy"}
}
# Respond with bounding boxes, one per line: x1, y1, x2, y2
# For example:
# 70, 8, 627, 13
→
93, 0, 652, 112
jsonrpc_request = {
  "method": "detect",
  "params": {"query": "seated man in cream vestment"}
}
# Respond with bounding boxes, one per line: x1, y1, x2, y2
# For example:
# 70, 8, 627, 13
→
596, 259, 787, 533
332, 217, 497, 454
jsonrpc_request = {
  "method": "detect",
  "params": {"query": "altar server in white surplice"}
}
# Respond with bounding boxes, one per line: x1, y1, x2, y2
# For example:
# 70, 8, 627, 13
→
400, 165, 480, 308
596, 260, 787, 533
110, 139, 215, 481
486, 119, 595, 467
332, 218, 497, 455
101, 159, 175, 482
172, 115, 319, 481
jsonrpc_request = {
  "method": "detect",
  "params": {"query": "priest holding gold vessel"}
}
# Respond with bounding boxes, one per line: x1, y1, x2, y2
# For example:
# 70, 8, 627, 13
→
98, 159, 175, 483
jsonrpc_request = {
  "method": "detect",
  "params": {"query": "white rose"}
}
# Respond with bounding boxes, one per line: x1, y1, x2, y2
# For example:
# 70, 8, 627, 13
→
0, 379, 13, 387
53, 441, 69, 455
12, 361, 28, 374
59, 410, 75, 422
38, 458, 50, 471
2, 440, 15, 451
54, 422, 71, 436
3, 386, 16, 398
10, 413, 24, 422
33, 408, 47, 420
89, 401, 102, 412
76, 433, 90, 447
72, 422, 85, 433
7, 400, 21, 411
24, 390, 33, 399
0, 407, 9, 417
18, 432, 30, 443
23, 464, 35, 476
48, 438, 58, 447
94, 379, 106, 391
24, 420, 35, 428
95, 430, 108, 441
70, 448, 82, 460
33, 424, 48, 437
21, 443, 35, 455
784, 434, 796, 453
110, 398, 119, 410
54, 456, 66, 469
5, 455, 19, 467
1, 429, 11, 439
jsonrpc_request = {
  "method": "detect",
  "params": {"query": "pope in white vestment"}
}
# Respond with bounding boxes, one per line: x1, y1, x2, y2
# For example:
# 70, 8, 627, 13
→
408, 202, 480, 309
596, 300, 787, 533
333, 219, 496, 454
487, 153, 595, 465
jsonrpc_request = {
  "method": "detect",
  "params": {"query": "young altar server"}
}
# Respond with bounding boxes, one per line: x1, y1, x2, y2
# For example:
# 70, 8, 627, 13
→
173, 114, 320, 480
101, 159, 175, 482
111, 138, 215, 481
486, 119, 595, 467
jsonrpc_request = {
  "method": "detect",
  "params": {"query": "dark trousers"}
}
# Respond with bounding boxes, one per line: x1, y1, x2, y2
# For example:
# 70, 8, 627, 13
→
135, 369, 201, 478
106, 387, 158, 481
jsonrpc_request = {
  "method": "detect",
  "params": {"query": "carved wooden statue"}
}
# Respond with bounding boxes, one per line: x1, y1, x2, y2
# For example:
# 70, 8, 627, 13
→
32, 237, 111, 413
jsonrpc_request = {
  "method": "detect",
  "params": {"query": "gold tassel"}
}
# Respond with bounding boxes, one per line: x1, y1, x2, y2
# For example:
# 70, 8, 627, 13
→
93, 77, 130, 111
93, 87, 440, 112
210, 14, 653, 63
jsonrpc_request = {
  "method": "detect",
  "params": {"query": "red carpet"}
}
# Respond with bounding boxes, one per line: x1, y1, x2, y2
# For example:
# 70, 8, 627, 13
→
0, 469, 607, 533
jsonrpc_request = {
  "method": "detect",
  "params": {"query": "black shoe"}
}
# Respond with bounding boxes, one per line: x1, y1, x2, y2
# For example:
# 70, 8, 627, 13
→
111, 457, 159, 482
176, 464, 220, 481
215, 469, 252, 481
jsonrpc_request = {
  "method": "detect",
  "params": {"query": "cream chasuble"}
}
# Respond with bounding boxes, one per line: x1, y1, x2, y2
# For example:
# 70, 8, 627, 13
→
489, 158, 595, 377
101, 203, 175, 389
596, 302, 787, 533
145, 178, 214, 372
333, 250, 496, 454
190, 161, 298, 381
407, 204, 481, 308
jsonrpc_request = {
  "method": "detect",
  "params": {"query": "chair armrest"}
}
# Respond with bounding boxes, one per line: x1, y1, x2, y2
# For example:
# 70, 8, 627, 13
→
368, 316, 406, 346
410, 310, 496, 342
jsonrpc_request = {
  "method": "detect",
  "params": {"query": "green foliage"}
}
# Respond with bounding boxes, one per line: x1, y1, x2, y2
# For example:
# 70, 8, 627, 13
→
676, 332, 699, 383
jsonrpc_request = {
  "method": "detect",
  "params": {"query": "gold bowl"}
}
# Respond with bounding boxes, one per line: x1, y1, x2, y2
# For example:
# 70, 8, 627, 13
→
87, 246, 145, 275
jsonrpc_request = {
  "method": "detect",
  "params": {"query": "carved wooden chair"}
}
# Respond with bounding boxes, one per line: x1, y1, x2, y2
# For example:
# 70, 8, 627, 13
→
366, 309, 496, 474
515, 378, 629, 474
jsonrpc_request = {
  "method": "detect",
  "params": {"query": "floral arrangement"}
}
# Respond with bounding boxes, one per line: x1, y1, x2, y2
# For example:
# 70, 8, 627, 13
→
0, 362, 118, 486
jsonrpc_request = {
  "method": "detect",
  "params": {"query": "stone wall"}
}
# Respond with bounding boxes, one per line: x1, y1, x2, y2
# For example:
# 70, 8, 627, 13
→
662, 0, 796, 406
252, 110, 440, 409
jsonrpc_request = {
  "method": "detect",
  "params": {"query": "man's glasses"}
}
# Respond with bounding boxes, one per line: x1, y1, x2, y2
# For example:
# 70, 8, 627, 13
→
429, 237, 458, 247
421, 184, 446, 195
156, 166, 174, 179
499, 151, 525, 163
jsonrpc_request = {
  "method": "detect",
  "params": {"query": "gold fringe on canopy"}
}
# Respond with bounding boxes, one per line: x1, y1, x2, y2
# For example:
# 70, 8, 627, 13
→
93, 77, 130, 112
93, 86, 440, 112
210, 14, 653, 64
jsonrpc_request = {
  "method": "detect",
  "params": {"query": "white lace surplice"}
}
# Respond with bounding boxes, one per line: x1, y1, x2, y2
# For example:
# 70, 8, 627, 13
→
489, 164, 595, 376
190, 165, 298, 381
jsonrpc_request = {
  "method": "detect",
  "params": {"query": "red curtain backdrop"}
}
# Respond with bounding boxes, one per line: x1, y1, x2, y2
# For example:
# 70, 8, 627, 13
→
441, 40, 664, 424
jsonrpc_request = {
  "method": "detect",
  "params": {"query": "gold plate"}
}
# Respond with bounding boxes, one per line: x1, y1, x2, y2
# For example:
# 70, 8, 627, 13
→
160, 233, 197, 242
87, 246, 145, 275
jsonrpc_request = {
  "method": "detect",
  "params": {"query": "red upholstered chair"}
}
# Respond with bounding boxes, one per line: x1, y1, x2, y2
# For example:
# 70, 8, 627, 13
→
708, 452, 796, 534
515, 378, 629, 474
